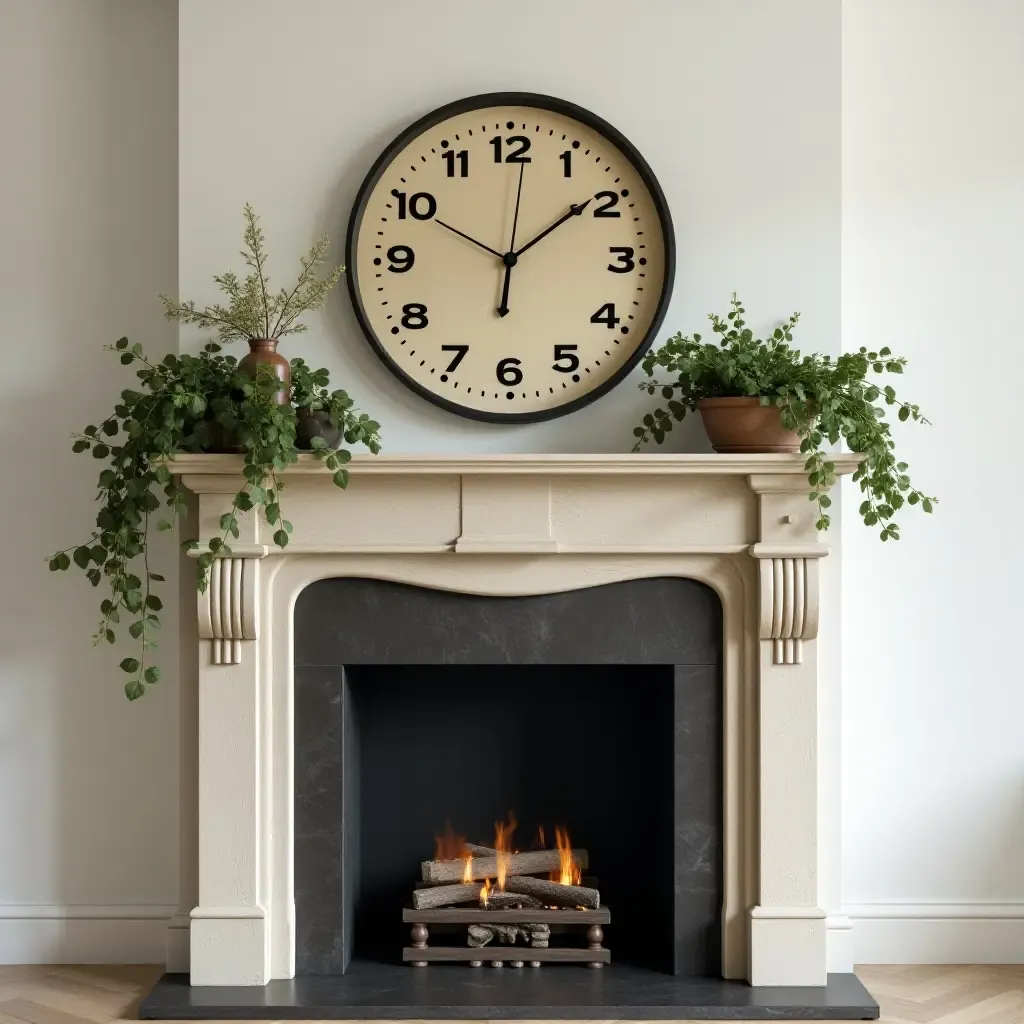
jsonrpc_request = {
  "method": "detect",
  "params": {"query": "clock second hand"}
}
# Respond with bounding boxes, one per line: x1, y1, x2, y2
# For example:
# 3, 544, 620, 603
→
497, 163, 526, 318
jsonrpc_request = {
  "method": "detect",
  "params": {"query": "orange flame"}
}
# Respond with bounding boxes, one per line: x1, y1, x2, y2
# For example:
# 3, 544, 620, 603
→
462, 854, 473, 884
435, 820, 467, 862
493, 811, 517, 892
551, 826, 581, 885
480, 878, 491, 907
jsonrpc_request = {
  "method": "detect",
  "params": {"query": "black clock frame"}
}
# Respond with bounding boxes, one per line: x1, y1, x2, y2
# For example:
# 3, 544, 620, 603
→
345, 91, 676, 424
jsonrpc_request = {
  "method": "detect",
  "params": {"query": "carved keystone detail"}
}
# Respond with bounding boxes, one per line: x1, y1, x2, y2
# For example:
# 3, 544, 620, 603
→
197, 557, 260, 665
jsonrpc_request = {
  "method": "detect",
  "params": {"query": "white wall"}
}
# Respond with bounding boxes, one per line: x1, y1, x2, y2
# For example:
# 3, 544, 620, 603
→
178, 0, 842, 455
0, 0, 179, 961
842, 0, 1024, 962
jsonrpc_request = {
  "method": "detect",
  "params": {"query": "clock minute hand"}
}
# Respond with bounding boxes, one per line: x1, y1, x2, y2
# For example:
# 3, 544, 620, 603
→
513, 198, 592, 258
435, 219, 503, 259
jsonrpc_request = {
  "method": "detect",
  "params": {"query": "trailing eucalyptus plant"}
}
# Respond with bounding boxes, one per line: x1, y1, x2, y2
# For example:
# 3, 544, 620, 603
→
159, 204, 343, 342
633, 294, 935, 539
47, 339, 381, 700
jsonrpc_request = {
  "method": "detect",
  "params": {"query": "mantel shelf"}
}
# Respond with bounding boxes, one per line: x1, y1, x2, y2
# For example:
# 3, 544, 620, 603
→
168, 451, 862, 478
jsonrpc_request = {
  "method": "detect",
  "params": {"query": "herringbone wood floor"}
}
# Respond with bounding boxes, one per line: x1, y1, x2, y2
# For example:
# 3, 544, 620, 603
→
0, 965, 1021, 1023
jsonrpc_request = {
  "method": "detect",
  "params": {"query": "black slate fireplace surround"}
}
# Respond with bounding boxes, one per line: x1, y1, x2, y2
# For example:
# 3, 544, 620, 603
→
140, 575, 879, 1020
294, 576, 723, 976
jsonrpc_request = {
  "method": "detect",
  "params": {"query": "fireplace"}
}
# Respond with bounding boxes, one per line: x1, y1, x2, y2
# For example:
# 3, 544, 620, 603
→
141, 453, 878, 1019
293, 577, 722, 976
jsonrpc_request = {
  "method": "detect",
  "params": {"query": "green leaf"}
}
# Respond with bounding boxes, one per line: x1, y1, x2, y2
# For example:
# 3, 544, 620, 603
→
157, 519, 173, 531
92, 443, 109, 459
144, 665, 161, 684
119, 657, 140, 673
106, 629, 116, 644
273, 529, 289, 548
56, 552, 70, 571
125, 680, 145, 700
129, 620, 145, 639
72, 439, 90, 453
333, 469, 350, 489
145, 594, 163, 611
73, 546, 92, 569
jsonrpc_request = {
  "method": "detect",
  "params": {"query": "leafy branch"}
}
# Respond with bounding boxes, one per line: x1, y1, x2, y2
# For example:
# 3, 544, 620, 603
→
160, 204, 344, 343
633, 293, 936, 539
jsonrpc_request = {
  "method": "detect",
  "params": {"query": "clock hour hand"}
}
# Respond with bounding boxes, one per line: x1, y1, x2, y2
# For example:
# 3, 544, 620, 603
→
435, 219, 503, 259
513, 198, 592, 258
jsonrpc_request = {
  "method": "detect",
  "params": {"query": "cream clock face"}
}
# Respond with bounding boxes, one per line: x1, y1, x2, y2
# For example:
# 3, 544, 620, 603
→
346, 93, 675, 422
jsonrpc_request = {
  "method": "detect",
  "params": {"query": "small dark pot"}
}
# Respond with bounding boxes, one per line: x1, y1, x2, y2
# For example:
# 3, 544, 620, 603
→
238, 338, 290, 405
296, 408, 343, 450
697, 396, 801, 453
201, 416, 244, 454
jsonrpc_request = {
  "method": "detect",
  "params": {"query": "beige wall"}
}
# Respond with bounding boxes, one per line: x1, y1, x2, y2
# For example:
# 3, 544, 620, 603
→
0, 0, 178, 960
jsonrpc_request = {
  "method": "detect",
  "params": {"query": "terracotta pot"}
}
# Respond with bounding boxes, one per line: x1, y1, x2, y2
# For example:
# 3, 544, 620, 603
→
697, 396, 801, 453
238, 338, 290, 405
296, 408, 343, 451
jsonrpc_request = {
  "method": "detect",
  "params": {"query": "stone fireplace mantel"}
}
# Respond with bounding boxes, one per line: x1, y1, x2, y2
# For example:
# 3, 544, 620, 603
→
168, 452, 859, 990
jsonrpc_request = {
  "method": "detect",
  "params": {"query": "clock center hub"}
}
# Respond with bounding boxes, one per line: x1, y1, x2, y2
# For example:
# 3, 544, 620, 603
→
502, 251, 518, 268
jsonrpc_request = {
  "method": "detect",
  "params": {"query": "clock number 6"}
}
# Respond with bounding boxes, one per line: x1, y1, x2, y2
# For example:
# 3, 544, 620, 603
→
552, 345, 579, 373
496, 357, 523, 386
607, 247, 635, 273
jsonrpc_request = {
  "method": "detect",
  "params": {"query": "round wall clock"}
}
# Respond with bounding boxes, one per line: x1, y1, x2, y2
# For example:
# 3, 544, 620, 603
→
346, 92, 675, 423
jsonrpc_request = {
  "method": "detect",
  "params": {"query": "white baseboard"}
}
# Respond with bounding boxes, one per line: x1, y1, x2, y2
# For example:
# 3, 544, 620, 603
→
0, 904, 174, 964
846, 902, 1024, 964
4, 901, 1021, 968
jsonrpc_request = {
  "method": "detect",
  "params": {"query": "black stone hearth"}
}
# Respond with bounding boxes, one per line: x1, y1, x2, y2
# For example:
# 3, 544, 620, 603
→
140, 964, 879, 1019
141, 578, 878, 1020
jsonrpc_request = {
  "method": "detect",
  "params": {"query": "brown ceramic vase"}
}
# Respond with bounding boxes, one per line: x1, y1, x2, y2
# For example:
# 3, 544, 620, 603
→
697, 396, 801, 453
238, 338, 291, 405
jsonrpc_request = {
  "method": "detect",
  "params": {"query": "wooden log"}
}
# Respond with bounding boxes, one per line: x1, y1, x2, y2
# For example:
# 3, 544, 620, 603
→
422, 848, 588, 884
411, 882, 482, 910
465, 844, 496, 856
403, 906, 610, 925
467, 924, 494, 948
480, 890, 542, 910
504, 875, 601, 909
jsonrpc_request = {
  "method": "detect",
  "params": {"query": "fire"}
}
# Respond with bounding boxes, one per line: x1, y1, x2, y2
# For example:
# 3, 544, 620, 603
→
552, 826, 581, 885
480, 878, 491, 907
493, 811, 517, 892
462, 854, 473, 883
434, 819, 467, 862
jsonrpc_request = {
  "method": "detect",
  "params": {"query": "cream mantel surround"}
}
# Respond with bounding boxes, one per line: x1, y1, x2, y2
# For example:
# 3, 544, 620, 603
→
167, 452, 859, 989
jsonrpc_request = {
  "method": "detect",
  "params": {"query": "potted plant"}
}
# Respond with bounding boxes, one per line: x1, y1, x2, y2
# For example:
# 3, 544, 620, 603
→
47, 338, 381, 700
633, 293, 935, 539
290, 357, 381, 453
160, 204, 343, 401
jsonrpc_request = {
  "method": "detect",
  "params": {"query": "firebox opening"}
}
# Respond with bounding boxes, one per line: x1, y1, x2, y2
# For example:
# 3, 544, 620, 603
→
294, 576, 723, 980
345, 664, 678, 971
